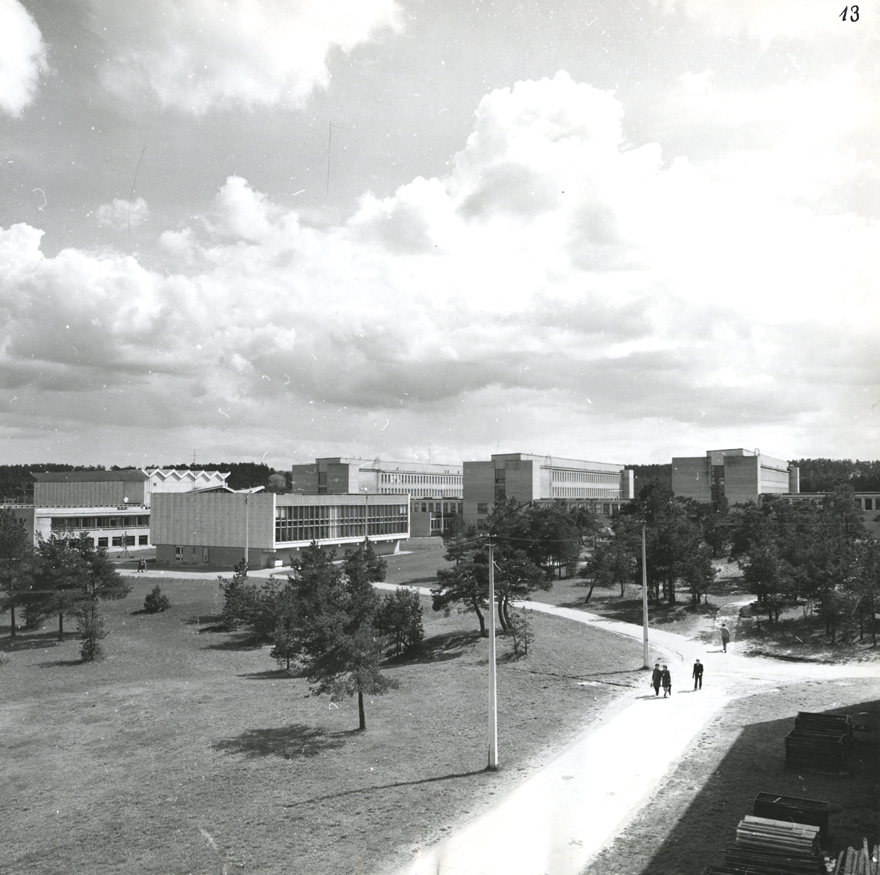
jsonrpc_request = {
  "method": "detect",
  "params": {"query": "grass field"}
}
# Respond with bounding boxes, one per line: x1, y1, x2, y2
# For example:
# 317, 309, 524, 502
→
1, 574, 646, 875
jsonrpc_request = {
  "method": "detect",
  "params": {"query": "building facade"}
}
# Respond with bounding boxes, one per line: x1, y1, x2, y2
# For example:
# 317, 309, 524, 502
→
151, 491, 410, 569
671, 449, 799, 507
290, 457, 463, 536
290, 457, 463, 499
16, 469, 229, 551
462, 453, 634, 532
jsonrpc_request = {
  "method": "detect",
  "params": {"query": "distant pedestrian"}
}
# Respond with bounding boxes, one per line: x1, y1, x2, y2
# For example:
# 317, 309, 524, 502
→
721, 623, 730, 653
137, 557, 146, 573
692, 658, 703, 690
651, 663, 662, 696
661, 665, 672, 698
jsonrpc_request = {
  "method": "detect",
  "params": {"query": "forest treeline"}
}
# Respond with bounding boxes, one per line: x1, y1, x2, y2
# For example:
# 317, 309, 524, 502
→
628, 459, 880, 494
2, 457, 879, 503
0, 462, 287, 500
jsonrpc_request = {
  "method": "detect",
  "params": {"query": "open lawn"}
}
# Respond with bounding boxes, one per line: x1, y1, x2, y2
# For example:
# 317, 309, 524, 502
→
1, 574, 645, 875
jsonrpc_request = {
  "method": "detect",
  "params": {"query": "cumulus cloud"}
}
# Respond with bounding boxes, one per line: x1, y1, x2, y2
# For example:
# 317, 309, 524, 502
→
96, 197, 150, 230
0, 0, 48, 116
89, 0, 403, 112
1, 72, 878, 464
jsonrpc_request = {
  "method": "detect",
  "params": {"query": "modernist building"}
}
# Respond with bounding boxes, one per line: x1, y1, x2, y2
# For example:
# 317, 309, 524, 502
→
290, 457, 463, 536
671, 449, 799, 507
16, 468, 229, 551
462, 453, 635, 532
151, 491, 410, 568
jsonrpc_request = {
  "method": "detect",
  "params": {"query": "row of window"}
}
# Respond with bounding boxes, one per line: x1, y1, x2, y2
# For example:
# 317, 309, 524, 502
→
550, 471, 619, 484
380, 488, 462, 497
381, 473, 461, 486
274, 503, 408, 543
51, 515, 150, 530
550, 487, 620, 499
415, 502, 462, 514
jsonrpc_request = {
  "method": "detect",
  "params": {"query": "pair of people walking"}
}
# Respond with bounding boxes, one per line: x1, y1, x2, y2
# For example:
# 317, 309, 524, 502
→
650, 663, 672, 697
651, 659, 705, 697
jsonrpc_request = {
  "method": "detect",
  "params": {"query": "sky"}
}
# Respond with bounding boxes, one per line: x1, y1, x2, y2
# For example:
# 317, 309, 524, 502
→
0, 0, 878, 471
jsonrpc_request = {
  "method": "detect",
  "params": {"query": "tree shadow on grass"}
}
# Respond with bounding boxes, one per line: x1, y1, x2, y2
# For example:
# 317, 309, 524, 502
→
201, 632, 264, 651
383, 630, 481, 665
213, 723, 350, 760
1, 631, 76, 652
36, 657, 84, 667
237, 667, 306, 680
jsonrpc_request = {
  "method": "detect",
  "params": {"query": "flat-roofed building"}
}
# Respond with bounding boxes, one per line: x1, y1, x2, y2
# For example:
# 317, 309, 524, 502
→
671, 449, 799, 507
290, 457, 463, 536
290, 457, 462, 499
151, 491, 409, 568
20, 468, 229, 551
462, 453, 634, 532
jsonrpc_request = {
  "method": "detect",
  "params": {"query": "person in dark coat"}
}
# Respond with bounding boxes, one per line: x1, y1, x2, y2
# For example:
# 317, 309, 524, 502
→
721, 623, 730, 652
651, 663, 662, 696
692, 658, 703, 690
661, 665, 672, 697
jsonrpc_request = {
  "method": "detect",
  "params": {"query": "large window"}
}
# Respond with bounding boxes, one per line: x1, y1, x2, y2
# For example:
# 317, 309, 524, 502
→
275, 503, 407, 543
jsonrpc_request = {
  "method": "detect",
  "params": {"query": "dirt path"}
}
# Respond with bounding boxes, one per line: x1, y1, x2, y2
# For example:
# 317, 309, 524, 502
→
382, 590, 877, 875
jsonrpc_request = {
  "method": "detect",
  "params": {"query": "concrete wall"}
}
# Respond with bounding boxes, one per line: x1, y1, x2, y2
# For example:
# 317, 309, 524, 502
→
34, 478, 146, 508
723, 454, 761, 506
151, 492, 276, 550
671, 457, 712, 502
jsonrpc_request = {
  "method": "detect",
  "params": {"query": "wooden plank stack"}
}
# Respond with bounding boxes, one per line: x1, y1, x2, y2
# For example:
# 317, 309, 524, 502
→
700, 815, 825, 875
753, 792, 831, 843
830, 839, 879, 875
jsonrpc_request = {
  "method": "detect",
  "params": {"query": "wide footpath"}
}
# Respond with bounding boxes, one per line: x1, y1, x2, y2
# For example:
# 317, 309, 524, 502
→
133, 558, 877, 875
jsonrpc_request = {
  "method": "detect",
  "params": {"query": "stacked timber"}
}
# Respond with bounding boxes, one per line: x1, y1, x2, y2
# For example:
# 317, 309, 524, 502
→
700, 816, 825, 875
830, 840, 879, 875
753, 793, 830, 843
736, 816, 821, 855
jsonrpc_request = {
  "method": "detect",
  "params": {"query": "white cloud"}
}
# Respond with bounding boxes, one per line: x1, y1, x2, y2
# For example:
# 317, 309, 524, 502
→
1, 72, 878, 463
96, 197, 150, 230
0, 0, 48, 116
89, 0, 403, 112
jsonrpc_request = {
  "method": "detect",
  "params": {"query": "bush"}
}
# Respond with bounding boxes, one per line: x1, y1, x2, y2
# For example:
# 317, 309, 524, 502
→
143, 585, 171, 613
76, 601, 106, 662
508, 607, 533, 658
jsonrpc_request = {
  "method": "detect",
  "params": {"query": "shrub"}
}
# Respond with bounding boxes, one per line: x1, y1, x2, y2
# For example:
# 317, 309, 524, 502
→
143, 585, 171, 613
508, 607, 533, 658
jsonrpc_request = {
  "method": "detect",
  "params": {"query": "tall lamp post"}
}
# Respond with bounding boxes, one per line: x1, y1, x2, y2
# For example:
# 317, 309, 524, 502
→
487, 539, 498, 771
641, 522, 649, 668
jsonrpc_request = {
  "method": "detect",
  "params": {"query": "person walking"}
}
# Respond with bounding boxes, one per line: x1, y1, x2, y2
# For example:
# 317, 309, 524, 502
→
692, 658, 703, 690
661, 665, 672, 698
720, 623, 730, 653
651, 663, 662, 696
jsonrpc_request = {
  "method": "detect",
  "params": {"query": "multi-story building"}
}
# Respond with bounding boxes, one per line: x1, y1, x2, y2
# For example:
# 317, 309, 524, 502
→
290, 457, 463, 536
462, 453, 634, 532
671, 449, 799, 507
151, 491, 410, 568
13, 468, 229, 551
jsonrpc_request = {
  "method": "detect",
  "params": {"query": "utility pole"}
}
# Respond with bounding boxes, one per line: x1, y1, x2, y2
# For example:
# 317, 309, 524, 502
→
487, 539, 498, 771
243, 493, 249, 571
641, 522, 649, 668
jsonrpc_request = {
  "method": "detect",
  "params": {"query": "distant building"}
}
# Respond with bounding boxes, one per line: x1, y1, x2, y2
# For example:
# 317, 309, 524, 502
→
10, 468, 229, 551
290, 457, 463, 536
151, 491, 410, 568
462, 453, 635, 532
671, 448, 799, 507
767, 491, 880, 539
